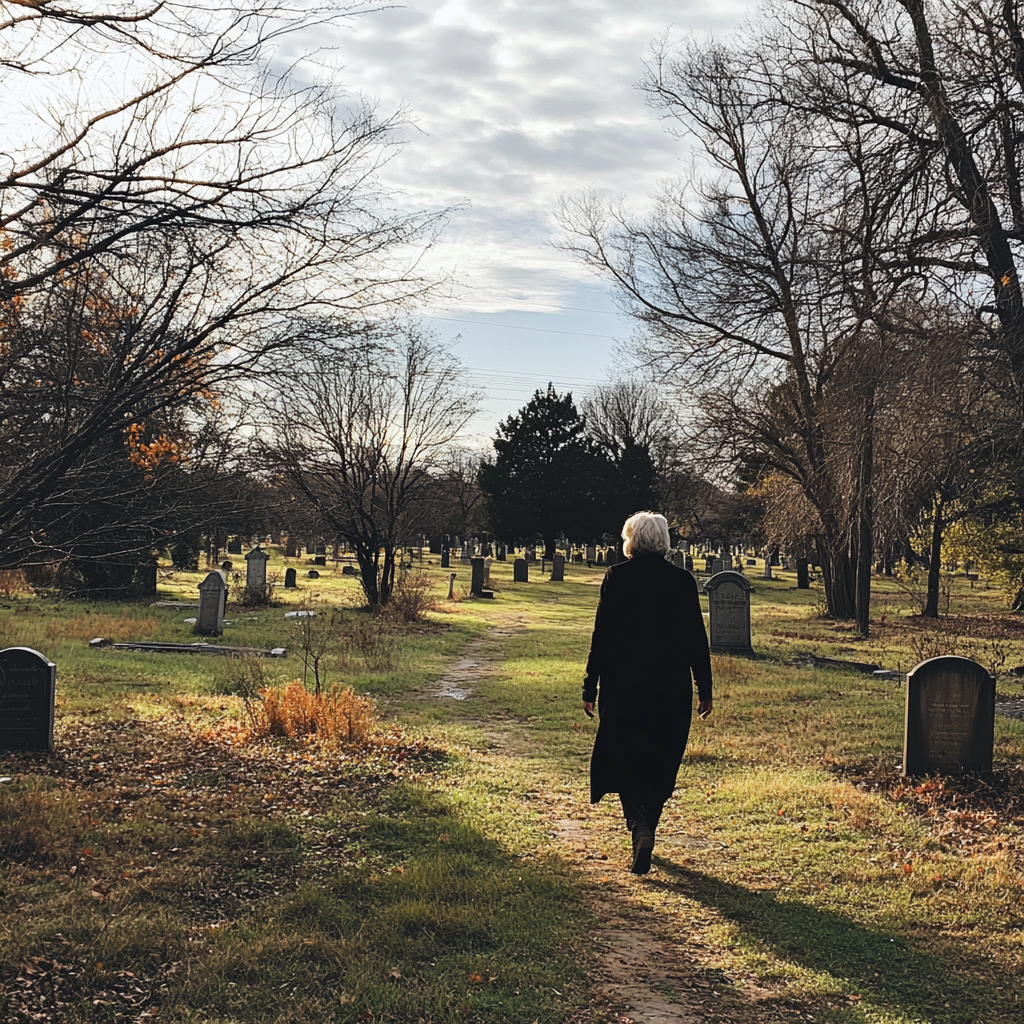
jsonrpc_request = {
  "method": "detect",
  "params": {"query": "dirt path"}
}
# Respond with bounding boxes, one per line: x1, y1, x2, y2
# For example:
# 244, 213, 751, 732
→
421, 616, 713, 1024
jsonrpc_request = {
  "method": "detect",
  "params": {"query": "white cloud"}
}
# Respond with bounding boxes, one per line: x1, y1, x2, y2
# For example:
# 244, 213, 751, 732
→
307, 0, 749, 312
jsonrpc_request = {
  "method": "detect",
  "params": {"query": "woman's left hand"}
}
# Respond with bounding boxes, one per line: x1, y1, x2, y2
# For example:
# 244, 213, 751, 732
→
582, 701, 595, 719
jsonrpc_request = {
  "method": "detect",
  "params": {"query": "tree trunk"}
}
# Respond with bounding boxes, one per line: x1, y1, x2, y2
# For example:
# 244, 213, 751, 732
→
923, 498, 944, 618
543, 535, 555, 559
822, 545, 857, 618
855, 391, 875, 636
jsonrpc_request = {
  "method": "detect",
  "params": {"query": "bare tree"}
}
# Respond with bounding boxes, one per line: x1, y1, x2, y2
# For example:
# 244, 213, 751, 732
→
263, 325, 477, 609
0, 1, 444, 562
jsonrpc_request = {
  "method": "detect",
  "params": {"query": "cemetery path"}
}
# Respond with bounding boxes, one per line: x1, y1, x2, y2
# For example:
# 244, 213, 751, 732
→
420, 615, 716, 1024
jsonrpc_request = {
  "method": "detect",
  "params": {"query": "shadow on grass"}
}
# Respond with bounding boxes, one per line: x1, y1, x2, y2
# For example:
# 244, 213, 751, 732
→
651, 856, 1000, 1023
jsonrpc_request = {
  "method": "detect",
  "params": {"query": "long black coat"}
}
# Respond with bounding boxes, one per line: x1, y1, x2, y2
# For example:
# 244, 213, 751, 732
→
582, 552, 712, 805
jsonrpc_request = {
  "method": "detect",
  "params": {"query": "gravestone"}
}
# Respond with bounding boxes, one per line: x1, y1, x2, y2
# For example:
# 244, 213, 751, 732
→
763, 562, 773, 580
313, 555, 327, 566
711, 558, 728, 575
306, 543, 315, 555
227, 538, 242, 555
586, 544, 597, 563
221, 560, 233, 572
551, 553, 565, 581
496, 544, 507, 562
307, 569, 320, 579
525, 546, 536, 563
596, 552, 604, 564
461, 542, 474, 564
0, 647, 56, 752
245, 546, 270, 599
470, 557, 485, 595
284, 567, 297, 589
481, 542, 492, 557
285, 537, 297, 558
685, 555, 693, 572
703, 571, 754, 653
513, 558, 529, 583
670, 551, 685, 569
796, 558, 810, 589
195, 572, 227, 636
781, 557, 791, 570
746, 558, 756, 566
440, 546, 450, 569
903, 657, 995, 775
429, 537, 442, 555
341, 565, 358, 576
316, 542, 327, 557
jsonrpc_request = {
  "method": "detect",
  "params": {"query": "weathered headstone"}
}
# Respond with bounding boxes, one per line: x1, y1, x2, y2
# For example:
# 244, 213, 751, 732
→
284, 567, 297, 589
461, 541, 474, 563
525, 546, 536, 563
746, 558, 756, 566
496, 544, 507, 562
586, 544, 597, 563
308, 569, 320, 579
221, 560, 233, 573
763, 562, 773, 580
712, 558, 728, 575
0, 647, 56, 752
429, 537, 442, 555
195, 572, 227, 636
306, 543, 315, 555
781, 557, 791, 570
703, 571, 754, 653
470, 557, 485, 595
227, 538, 242, 555
313, 555, 327, 567
796, 558, 810, 589
551, 553, 565, 581
903, 657, 995, 776
245, 546, 270, 599
513, 558, 529, 583
670, 551, 685, 569
684, 555, 694, 572
316, 542, 327, 557
285, 537, 297, 558
596, 551, 604, 564
440, 546, 451, 569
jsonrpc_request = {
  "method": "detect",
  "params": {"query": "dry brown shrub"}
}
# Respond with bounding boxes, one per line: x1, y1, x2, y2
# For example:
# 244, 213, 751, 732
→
244, 680, 377, 745
380, 571, 438, 623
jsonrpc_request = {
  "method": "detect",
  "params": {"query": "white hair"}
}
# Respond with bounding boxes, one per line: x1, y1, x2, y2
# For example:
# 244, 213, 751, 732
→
621, 511, 670, 557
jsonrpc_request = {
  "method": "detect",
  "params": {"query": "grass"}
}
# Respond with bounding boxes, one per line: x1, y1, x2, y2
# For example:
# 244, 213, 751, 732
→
2, 550, 1024, 1022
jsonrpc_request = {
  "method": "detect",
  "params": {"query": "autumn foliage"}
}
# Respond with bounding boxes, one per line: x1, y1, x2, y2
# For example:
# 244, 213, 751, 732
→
244, 681, 377, 745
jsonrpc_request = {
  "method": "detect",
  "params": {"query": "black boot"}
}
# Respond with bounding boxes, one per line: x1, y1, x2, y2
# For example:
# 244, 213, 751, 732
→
629, 808, 654, 875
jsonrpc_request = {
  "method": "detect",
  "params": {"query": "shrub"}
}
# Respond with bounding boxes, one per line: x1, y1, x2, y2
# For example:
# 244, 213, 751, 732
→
244, 680, 377, 745
382, 571, 438, 623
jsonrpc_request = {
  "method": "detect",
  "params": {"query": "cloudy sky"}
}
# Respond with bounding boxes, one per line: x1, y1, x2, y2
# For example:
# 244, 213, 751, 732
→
320, 0, 750, 435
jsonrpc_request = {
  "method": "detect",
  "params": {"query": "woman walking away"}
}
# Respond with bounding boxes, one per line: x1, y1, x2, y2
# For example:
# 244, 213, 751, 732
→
582, 512, 713, 875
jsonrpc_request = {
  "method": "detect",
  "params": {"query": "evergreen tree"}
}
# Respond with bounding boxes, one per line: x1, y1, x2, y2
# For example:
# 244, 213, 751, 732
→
479, 385, 609, 555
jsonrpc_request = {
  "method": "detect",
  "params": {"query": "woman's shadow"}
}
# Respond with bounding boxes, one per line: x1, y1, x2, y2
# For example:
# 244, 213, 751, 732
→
650, 855, 998, 1021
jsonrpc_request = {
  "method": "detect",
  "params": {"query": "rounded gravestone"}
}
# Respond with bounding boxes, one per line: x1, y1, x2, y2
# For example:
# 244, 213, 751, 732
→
703, 571, 754, 653
903, 656, 995, 776
0, 647, 56, 751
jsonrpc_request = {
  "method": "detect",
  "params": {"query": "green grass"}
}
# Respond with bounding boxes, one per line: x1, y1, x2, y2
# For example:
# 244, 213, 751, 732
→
3, 550, 1024, 1022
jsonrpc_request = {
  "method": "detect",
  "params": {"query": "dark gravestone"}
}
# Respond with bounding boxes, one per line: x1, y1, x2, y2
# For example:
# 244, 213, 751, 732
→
513, 558, 529, 583
746, 558, 756, 566
342, 565, 358, 576
306, 543, 315, 555
316, 543, 327, 557
284, 567, 297, 589
313, 555, 327, 566
596, 552, 604, 564
285, 537, 298, 558
551, 553, 565, 581
470, 557, 485, 596
496, 544, 507, 562
685, 555, 694, 572
227, 538, 242, 555
796, 558, 810, 589
195, 572, 227, 636
440, 547, 450, 569
307, 569, 320, 579
763, 562, 773, 580
221, 560, 233, 572
586, 544, 597, 562
0, 647, 56, 752
903, 657, 995, 776
429, 537, 442, 555
703, 571, 754, 653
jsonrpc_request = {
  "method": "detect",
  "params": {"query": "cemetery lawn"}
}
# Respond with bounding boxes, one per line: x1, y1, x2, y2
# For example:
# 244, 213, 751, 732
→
0, 554, 1022, 1023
